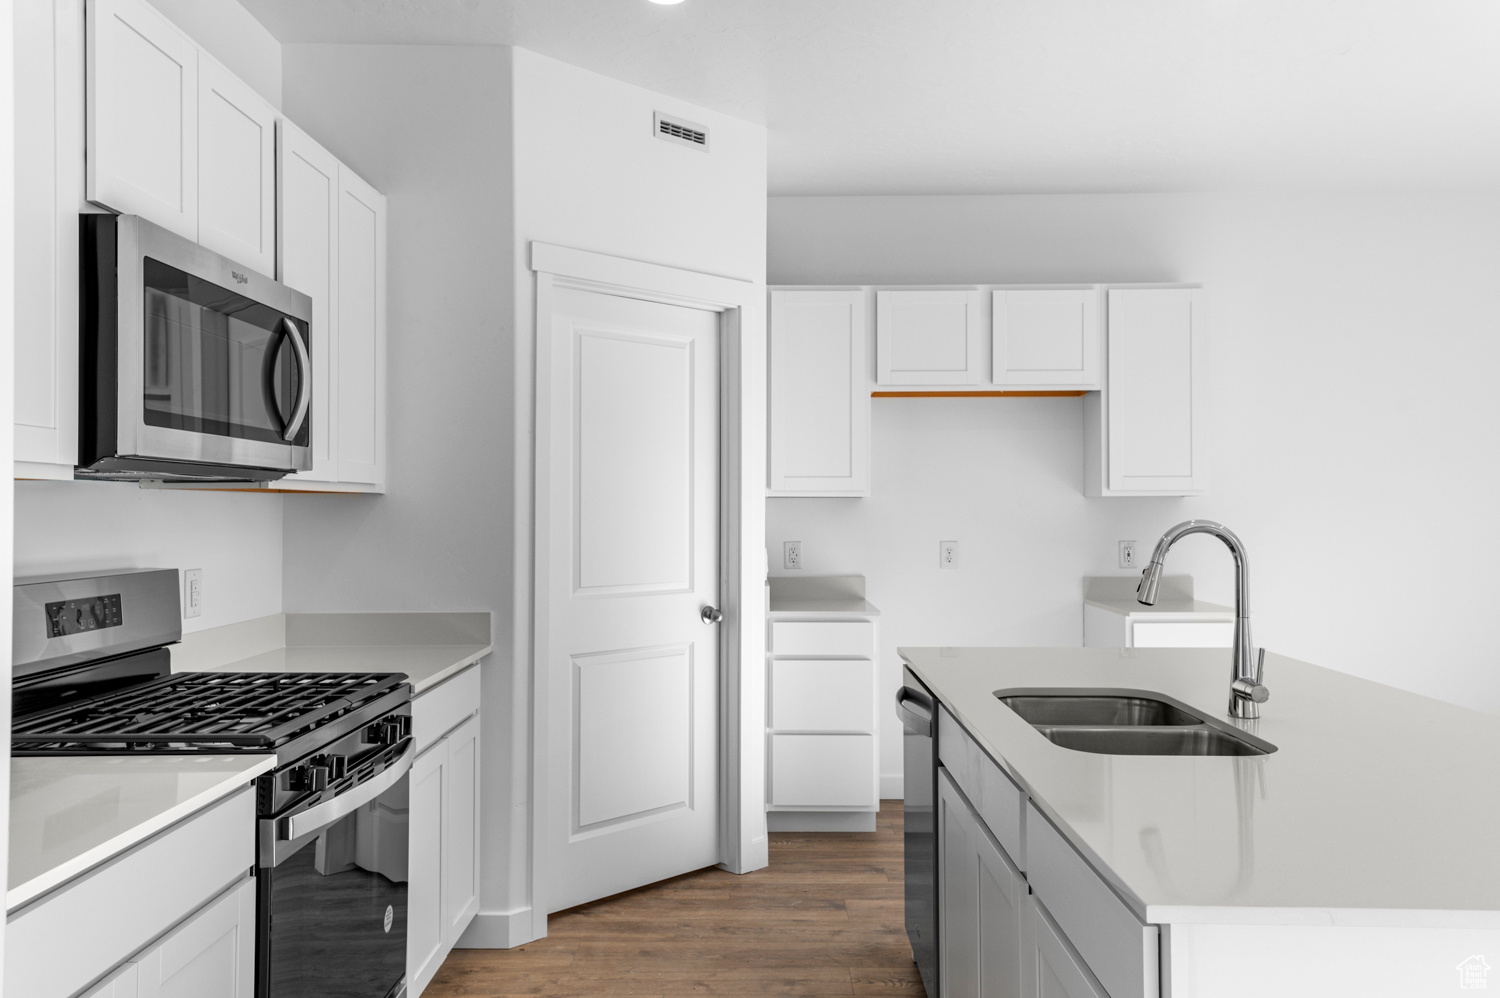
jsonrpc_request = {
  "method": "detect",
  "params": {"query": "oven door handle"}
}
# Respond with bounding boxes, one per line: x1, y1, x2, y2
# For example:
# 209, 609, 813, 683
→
280, 740, 415, 841
279, 317, 312, 443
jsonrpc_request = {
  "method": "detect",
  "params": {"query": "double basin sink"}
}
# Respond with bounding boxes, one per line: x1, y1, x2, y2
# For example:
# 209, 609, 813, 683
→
996, 689, 1276, 756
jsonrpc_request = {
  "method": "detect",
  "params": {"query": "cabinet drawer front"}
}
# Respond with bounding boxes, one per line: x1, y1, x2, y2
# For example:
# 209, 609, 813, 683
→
769, 620, 873, 658
6, 788, 254, 998
768, 734, 877, 808
413, 662, 480, 754
1025, 803, 1159, 998
938, 707, 1025, 870
1130, 620, 1233, 648
770, 659, 875, 732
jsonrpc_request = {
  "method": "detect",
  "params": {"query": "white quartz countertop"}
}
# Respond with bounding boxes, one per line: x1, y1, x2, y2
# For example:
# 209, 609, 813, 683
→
171, 613, 491, 694
901, 646, 1500, 926
767, 574, 879, 616
7, 755, 273, 912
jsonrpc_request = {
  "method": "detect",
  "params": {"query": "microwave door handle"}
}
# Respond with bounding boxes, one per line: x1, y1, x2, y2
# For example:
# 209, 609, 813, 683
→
280, 739, 415, 842
280, 317, 312, 442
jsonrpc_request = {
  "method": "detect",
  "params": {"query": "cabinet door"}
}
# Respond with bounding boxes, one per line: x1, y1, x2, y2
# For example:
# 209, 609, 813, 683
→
975, 812, 1026, 998
136, 877, 255, 998
939, 770, 980, 998
86, 0, 198, 239
767, 289, 870, 496
768, 734, 877, 807
993, 289, 1100, 390
443, 713, 481, 941
335, 165, 387, 486
1102, 288, 1206, 495
408, 740, 447, 995
876, 290, 982, 386
1023, 896, 1111, 998
277, 120, 341, 484
13, 0, 81, 476
197, 54, 276, 276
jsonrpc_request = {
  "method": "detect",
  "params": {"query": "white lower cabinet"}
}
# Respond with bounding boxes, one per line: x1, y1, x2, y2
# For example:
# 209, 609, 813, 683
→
939, 768, 1024, 998
408, 668, 482, 997
765, 606, 881, 827
937, 715, 1161, 998
7, 788, 255, 998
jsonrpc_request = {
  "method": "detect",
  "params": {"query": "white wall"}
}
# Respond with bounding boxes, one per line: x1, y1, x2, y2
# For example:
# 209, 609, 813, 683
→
278, 39, 517, 932
150, 0, 282, 108
768, 193, 1500, 793
14, 483, 284, 631
507, 48, 767, 941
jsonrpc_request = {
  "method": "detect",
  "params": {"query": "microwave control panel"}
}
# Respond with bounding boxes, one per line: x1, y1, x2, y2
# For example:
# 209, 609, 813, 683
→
46, 594, 124, 638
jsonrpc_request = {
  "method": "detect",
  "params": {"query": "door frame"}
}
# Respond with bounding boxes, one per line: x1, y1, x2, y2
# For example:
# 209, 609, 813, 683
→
527, 242, 768, 940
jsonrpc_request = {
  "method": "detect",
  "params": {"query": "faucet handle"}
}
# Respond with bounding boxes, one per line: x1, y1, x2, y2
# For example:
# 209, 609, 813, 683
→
1233, 648, 1270, 704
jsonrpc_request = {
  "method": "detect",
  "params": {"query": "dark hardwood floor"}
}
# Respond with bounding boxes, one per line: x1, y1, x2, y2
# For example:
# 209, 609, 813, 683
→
425, 801, 924, 997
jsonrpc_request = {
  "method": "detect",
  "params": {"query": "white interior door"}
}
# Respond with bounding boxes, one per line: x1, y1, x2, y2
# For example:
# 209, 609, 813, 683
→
542, 286, 721, 913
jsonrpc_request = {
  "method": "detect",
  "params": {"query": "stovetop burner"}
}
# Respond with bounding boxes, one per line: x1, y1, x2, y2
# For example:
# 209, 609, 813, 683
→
12, 671, 407, 754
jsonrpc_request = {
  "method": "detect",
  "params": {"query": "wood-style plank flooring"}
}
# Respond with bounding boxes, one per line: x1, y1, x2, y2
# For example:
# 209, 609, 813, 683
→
425, 802, 924, 997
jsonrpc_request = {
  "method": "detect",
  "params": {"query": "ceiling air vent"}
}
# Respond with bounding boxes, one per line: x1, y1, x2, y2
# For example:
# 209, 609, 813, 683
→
655, 112, 709, 151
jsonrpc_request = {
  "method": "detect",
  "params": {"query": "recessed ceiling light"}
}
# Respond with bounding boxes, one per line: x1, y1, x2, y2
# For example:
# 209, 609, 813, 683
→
647, 0, 686, 5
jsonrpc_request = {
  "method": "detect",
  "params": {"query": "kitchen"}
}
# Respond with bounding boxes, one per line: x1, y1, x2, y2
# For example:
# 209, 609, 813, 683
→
2, 1, 1499, 997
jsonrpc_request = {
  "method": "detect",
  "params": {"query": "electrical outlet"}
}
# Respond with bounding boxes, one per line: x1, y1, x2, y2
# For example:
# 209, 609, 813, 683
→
940, 541, 959, 569
784, 541, 802, 570
184, 568, 203, 618
1119, 541, 1137, 570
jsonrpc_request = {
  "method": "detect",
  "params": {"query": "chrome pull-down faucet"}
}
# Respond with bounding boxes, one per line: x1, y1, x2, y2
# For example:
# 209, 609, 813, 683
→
1137, 519, 1270, 719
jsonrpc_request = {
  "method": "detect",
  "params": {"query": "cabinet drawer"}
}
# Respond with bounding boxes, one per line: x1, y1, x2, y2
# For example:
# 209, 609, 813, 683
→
1025, 802, 1159, 998
6, 788, 254, 998
770, 660, 875, 732
768, 734, 877, 808
769, 620, 873, 657
938, 707, 1025, 869
413, 662, 480, 754
1130, 619, 1233, 648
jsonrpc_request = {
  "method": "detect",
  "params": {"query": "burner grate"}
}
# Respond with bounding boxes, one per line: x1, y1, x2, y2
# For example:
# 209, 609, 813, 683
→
11, 671, 406, 749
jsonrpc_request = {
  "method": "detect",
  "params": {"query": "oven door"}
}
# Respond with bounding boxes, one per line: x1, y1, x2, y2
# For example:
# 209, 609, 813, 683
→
258, 739, 414, 998
85, 214, 314, 476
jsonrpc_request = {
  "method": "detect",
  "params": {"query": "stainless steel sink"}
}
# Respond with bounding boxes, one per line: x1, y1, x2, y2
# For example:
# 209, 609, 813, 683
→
1036, 726, 1272, 756
997, 694, 1201, 727
993, 687, 1277, 756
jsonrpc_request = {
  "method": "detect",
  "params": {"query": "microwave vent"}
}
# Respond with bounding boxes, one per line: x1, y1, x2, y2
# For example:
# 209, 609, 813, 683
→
654, 112, 709, 151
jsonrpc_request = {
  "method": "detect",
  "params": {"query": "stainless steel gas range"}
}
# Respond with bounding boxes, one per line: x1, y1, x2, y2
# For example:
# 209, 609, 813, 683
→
11, 569, 413, 998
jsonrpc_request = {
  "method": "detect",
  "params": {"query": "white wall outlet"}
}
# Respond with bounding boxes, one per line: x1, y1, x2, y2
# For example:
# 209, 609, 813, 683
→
1119, 541, 1137, 570
784, 541, 802, 570
940, 541, 959, 569
184, 568, 203, 618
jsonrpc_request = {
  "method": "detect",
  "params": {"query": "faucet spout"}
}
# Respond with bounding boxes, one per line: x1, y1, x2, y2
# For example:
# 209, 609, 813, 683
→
1136, 519, 1269, 719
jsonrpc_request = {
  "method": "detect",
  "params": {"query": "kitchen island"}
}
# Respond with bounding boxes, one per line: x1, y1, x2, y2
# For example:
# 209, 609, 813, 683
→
902, 646, 1500, 998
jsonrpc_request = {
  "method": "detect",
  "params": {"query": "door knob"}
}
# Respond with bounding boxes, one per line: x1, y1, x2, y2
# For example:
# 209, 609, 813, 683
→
701, 606, 724, 624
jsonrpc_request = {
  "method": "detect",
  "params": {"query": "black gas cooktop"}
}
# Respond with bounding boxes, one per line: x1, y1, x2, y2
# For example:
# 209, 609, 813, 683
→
11, 670, 406, 754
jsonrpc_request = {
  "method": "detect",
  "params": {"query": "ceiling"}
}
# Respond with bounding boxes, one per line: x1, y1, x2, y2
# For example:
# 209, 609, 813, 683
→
239, 0, 1500, 195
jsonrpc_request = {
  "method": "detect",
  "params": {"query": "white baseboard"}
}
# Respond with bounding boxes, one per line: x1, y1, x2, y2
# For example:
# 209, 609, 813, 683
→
456, 907, 537, 949
767, 810, 877, 832
881, 773, 904, 799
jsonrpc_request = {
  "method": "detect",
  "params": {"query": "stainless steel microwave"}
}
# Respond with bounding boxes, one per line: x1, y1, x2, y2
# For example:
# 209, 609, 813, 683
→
78, 214, 314, 482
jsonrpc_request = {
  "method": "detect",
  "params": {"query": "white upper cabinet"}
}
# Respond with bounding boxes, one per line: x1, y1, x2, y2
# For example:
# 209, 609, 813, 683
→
335, 165, 388, 487
876, 289, 983, 386
86, 0, 199, 240
768, 289, 871, 497
1085, 287, 1207, 496
992, 288, 1100, 391
277, 120, 341, 485
197, 54, 276, 276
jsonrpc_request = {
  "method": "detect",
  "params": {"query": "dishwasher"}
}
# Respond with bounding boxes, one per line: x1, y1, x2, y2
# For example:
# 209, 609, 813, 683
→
896, 667, 938, 997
